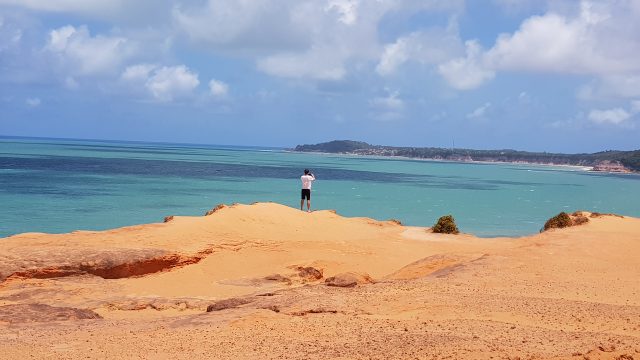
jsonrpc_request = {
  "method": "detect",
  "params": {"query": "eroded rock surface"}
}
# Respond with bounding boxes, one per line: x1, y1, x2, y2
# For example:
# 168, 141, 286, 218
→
0, 304, 101, 324
325, 272, 373, 287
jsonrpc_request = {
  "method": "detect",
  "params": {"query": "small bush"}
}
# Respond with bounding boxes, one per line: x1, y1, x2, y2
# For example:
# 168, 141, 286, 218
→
432, 215, 459, 234
204, 204, 225, 216
573, 215, 589, 226
543, 212, 572, 231
590, 211, 623, 218
388, 219, 403, 225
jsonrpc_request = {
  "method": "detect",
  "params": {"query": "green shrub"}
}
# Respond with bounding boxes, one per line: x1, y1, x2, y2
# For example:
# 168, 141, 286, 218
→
543, 212, 572, 231
432, 215, 459, 234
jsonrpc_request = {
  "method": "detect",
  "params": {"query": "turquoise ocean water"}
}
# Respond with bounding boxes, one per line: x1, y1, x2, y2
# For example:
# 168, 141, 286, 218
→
1, 137, 639, 238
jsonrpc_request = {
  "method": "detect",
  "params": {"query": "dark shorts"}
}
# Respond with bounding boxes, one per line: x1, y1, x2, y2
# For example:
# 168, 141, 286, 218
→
301, 189, 311, 200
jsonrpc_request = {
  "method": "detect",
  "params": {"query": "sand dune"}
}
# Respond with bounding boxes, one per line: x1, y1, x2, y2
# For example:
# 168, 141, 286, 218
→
1, 203, 638, 359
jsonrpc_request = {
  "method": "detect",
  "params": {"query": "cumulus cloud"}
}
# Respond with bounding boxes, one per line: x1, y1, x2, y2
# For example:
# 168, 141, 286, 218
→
369, 89, 405, 121
121, 63, 157, 82
438, 1, 640, 93
376, 24, 464, 76
438, 40, 495, 90
121, 64, 200, 102
173, 0, 311, 53
146, 66, 199, 102
46, 25, 136, 76
174, 0, 462, 81
326, 0, 359, 25
482, 3, 638, 75
466, 102, 491, 119
588, 108, 631, 125
209, 79, 229, 98
579, 75, 640, 100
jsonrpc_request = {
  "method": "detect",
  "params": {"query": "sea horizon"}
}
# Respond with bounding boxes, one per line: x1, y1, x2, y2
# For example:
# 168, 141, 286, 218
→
4, 134, 639, 155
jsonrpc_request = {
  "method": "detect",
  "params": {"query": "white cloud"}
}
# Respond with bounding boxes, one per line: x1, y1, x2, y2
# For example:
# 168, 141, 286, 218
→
437, 1, 640, 95
174, 0, 462, 81
466, 102, 491, 119
145, 65, 200, 102
438, 40, 495, 90
369, 89, 405, 121
25, 97, 40, 107
121, 63, 157, 82
483, 5, 630, 75
588, 108, 631, 125
376, 24, 464, 76
376, 39, 410, 76
209, 79, 229, 98
631, 100, 640, 114
326, 0, 359, 25
173, 0, 311, 53
46, 25, 136, 76
579, 75, 640, 100
121, 64, 200, 102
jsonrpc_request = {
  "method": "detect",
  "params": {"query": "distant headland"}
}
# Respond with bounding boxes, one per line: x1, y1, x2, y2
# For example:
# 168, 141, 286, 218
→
294, 140, 640, 173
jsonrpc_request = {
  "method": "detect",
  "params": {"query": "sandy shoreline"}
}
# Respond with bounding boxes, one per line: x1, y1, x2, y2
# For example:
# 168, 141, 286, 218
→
287, 149, 601, 172
1, 203, 639, 359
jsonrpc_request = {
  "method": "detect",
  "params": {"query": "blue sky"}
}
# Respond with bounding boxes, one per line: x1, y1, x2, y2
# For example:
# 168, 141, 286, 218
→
1, 0, 639, 152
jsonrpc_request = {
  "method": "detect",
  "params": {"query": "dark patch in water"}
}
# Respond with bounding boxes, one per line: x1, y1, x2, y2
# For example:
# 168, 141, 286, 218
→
0, 155, 427, 184
577, 172, 640, 180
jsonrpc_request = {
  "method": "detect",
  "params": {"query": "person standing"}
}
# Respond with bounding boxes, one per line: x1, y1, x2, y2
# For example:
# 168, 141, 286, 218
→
300, 169, 316, 212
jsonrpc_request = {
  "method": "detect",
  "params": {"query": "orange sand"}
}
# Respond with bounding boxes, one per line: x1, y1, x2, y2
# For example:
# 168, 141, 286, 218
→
0, 203, 638, 359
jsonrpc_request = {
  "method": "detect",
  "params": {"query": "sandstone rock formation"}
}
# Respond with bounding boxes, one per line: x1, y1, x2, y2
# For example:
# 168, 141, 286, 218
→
325, 272, 374, 287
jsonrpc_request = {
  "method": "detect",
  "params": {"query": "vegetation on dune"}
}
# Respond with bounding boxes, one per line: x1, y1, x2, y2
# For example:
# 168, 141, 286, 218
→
432, 215, 459, 234
543, 212, 573, 231
204, 204, 225, 216
570, 211, 588, 225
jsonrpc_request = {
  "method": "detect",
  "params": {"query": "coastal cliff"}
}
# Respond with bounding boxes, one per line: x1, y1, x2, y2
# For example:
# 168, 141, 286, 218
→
1, 203, 639, 359
295, 140, 640, 172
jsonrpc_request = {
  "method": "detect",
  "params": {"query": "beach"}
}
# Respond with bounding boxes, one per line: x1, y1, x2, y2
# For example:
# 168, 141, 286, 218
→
1, 203, 639, 359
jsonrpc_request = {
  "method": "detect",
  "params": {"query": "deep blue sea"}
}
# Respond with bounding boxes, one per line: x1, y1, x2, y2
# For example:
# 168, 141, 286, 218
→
1, 137, 639, 238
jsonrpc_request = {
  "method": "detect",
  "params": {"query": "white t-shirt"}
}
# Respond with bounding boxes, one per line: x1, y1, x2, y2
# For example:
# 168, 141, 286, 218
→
301, 174, 315, 189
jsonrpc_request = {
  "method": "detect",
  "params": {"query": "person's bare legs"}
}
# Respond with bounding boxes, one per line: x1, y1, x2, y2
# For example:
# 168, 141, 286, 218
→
307, 199, 311, 212
300, 199, 304, 211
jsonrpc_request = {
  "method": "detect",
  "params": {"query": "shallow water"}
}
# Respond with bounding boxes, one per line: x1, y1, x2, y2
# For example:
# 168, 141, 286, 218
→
1, 137, 639, 238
